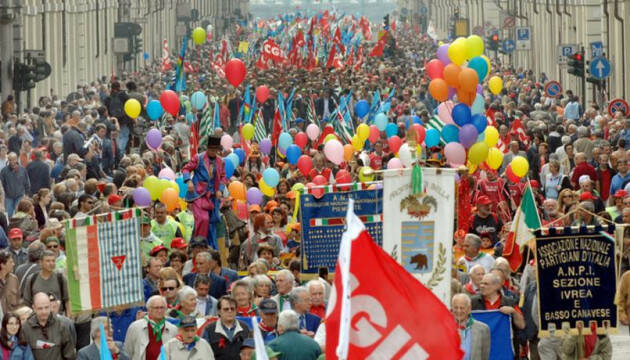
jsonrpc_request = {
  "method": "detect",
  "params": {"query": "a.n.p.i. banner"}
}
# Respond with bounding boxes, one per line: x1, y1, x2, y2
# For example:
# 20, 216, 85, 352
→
65, 209, 144, 314
382, 168, 456, 305
299, 183, 382, 274
535, 228, 618, 336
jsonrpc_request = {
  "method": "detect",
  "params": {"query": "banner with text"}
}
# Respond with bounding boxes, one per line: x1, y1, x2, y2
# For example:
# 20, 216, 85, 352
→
535, 230, 618, 336
382, 168, 456, 305
299, 186, 382, 274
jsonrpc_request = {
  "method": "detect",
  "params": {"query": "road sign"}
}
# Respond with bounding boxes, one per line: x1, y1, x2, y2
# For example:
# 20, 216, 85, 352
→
503, 16, 515, 29
557, 44, 577, 64
544, 81, 563, 98
590, 41, 604, 58
608, 98, 630, 117
590, 57, 611, 79
515, 26, 531, 50
502, 39, 516, 54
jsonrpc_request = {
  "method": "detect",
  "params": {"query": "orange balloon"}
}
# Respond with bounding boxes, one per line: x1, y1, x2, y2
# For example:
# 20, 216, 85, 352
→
456, 88, 476, 106
429, 79, 449, 102
458, 68, 479, 92
160, 188, 178, 212
343, 144, 354, 162
228, 181, 246, 201
443, 64, 462, 88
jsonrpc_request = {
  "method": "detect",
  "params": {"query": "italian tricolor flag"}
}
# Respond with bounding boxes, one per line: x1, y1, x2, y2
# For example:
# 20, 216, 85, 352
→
504, 183, 542, 271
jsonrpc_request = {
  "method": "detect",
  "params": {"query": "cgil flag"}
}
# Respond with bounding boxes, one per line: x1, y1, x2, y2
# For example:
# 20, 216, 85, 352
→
325, 199, 463, 360
503, 183, 542, 271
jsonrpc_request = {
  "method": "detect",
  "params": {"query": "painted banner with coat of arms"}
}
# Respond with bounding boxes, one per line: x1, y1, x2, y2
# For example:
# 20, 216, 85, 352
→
382, 168, 457, 305
65, 208, 144, 314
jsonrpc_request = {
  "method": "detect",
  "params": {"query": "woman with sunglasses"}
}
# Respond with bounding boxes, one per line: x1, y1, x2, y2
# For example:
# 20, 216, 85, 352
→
0, 313, 34, 360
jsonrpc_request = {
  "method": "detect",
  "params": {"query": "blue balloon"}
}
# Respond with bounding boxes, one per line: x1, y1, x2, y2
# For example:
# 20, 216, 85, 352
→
226, 153, 239, 169
176, 176, 187, 198
278, 132, 293, 150
452, 103, 472, 127
441, 124, 460, 143
354, 100, 369, 118
223, 157, 235, 178
286, 144, 301, 165
471, 93, 485, 115
375, 113, 388, 131
471, 114, 488, 133
425, 129, 441, 147
385, 122, 398, 138
412, 115, 423, 125
468, 56, 489, 82
234, 148, 246, 165
185, 112, 195, 124
262, 168, 280, 187
191, 91, 207, 111
146, 100, 164, 121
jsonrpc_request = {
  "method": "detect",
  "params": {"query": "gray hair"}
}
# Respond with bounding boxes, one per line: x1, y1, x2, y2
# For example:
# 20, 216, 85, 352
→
485, 272, 502, 286
177, 286, 197, 303
232, 279, 253, 299
90, 316, 109, 339
196, 251, 212, 262
580, 201, 595, 212
253, 274, 272, 288
277, 310, 300, 332
468, 264, 485, 275
464, 233, 482, 249
276, 269, 295, 284
288, 287, 309, 307
146, 295, 167, 309
577, 126, 588, 137
306, 279, 326, 294
451, 293, 471, 307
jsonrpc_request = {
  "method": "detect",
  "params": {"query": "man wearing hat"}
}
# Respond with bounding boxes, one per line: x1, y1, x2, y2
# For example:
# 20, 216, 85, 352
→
468, 195, 503, 245
163, 315, 214, 359
140, 215, 163, 263
8, 228, 27, 267
258, 299, 279, 344
182, 134, 227, 250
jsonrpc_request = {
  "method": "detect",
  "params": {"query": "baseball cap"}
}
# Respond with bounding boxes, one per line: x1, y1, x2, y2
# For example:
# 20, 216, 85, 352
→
579, 191, 597, 201
141, 216, 152, 225
44, 236, 60, 245
108, 194, 123, 205
149, 245, 168, 256
529, 180, 540, 189
258, 299, 278, 314
170, 237, 187, 250
476, 195, 492, 206
614, 189, 628, 198
179, 316, 197, 328
248, 204, 261, 213
8, 228, 23, 239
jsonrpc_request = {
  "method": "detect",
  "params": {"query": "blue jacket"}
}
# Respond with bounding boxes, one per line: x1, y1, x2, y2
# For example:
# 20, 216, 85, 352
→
101, 307, 141, 343
8, 343, 35, 360
183, 272, 228, 299
298, 312, 321, 334
217, 267, 239, 287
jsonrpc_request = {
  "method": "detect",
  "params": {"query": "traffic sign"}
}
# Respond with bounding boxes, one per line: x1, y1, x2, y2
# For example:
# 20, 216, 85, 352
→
503, 16, 515, 29
557, 44, 577, 64
515, 27, 531, 50
608, 98, 630, 117
590, 41, 604, 58
544, 81, 563, 98
589, 57, 611, 79
502, 39, 516, 54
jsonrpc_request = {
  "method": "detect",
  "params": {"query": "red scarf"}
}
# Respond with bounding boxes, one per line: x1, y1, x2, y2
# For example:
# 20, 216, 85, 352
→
236, 305, 255, 317
259, 321, 275, 332
584, 323, 598, 357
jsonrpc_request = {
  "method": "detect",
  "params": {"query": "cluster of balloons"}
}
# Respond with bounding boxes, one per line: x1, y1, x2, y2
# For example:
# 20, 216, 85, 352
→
134, 173, 182, 211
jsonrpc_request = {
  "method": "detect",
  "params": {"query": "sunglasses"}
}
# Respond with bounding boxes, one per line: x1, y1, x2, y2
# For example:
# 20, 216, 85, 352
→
221, 307, 236, 312
160, 286, 176, 292
47, 244, 59, 249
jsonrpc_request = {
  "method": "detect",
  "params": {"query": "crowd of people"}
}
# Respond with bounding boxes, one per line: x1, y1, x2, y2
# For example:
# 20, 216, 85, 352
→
0, 9, 628, 360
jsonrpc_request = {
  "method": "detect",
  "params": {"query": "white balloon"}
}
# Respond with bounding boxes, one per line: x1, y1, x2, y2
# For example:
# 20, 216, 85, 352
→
398, 143, 413, 168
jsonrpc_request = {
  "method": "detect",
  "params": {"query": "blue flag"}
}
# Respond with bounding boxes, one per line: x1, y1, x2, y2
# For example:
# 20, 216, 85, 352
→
213, 101, 221, 130
368, 90, 381, 123
174, 37, 188, 92
99, 322, 113, 360
472, 310, 514, 360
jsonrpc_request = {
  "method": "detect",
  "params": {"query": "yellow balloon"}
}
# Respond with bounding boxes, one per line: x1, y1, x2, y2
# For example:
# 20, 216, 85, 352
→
242, 123, 255, 141
486, 147, 504, 170
488, 76, 503, 95
124, 99, 141, 119
357, 123, 370, 142
481, 55, 492, 75
351, 134, 363, 152
192, 27, 206, 45
259, 178, 275, 197
143, 176, 160, 201
484, 126, 499, 147
467, 161, 478, 175
179, 198, 187, 211
291, 183, 305, 193
158, 179, 171, 198
358, 166, 374, 183
448, 37, 468, 65
468, 142, 489, 165
511, 156, 530, 178
466, 35, 484, 59
324, 134, 337, 143
168, 181, 179, 196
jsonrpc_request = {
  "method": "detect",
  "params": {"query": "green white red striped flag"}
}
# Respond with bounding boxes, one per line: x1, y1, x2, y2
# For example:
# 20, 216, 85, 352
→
503, 184, 542, 271
65, 208, 144, 314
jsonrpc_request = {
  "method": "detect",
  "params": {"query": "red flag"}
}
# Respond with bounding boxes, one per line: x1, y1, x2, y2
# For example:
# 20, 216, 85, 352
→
325, 207, 463, 360
326, 44, 337, 69
346, 47, 354, 67
256, 55, 269, 70
392, 19, 397, 32
333, 27, 346, 54
369, 37, 385, 57
262, 38, 286, 63
271, 108, 282, 147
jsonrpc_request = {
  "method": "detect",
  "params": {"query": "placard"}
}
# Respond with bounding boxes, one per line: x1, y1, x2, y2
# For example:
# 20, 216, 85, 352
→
299, 185, 382, 274
535, 230, 618, 336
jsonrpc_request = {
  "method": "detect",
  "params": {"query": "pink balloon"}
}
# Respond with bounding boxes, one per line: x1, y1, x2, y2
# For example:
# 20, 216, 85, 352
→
388, 135, 402, 154
221, 134, 233, 150
294, 132, 308, 150
158, 167, 175, 181
438, 101, 455, 125
369, 125, 380, 143
444, 142, 466, 167
387, 158, 403, 169
324, 139, 344, 165
426, 59, 445, 80
306, 123, 320, 141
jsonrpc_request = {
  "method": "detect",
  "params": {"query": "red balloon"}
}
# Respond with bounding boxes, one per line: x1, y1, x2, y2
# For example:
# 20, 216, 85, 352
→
410, 124, 426, 144
369, 125, 380, 143
159, 90, 180, 116
313, 175, 327, 186
388, 135, 402, 154
335, 169, 351, 184
505, 165, 521, 183
307, 182, 324, 199
297, 155, 313, 177
426, 59, 445, 80
225, 59, 246, 87
294, 132, 308, 150
256, 85, 270, 103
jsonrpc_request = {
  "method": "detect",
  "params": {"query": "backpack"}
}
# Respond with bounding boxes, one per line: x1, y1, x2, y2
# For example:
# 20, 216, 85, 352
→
108, 94, 124, 118
28, 271, 66, 310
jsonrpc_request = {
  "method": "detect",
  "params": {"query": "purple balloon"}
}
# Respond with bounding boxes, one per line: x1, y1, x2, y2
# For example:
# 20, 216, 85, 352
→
246, 187, 263, 205
448, 86, 456, 100
133, 187, 152, 207
476, 84, 483, 94
146, 128, 162, 149
437, 44, 451, 65
259, 138, 272, 155
458, 124, 479, 149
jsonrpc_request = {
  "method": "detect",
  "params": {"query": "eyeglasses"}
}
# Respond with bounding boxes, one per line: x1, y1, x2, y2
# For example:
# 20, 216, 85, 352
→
47, 244, 59, 249
220, 307, 236, 312
160, 287, 176, 291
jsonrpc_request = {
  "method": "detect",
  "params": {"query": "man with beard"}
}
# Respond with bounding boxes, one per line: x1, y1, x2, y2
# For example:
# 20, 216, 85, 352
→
542, 199, 561, 226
